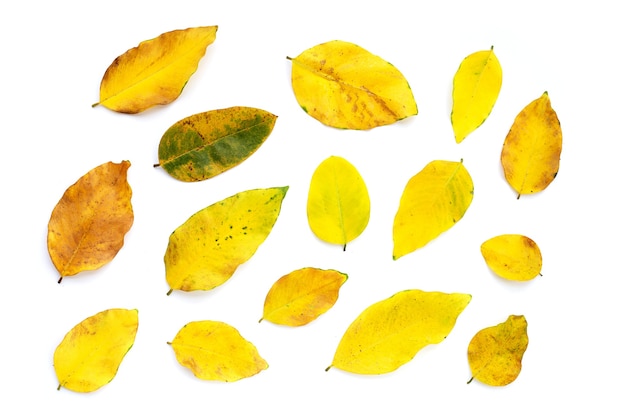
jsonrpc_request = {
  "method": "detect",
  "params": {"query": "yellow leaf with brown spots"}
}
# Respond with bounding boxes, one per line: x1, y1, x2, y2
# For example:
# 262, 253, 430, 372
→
288, 40, 417, 129
261, 267, 348, 326
468, 315, 529, 386
94, 26, 217, 114
54, 308, 138, 393
480, 234, 542, 281
169, 320, 268, 382
501, 92, 562, 198
47, 161, 133, 282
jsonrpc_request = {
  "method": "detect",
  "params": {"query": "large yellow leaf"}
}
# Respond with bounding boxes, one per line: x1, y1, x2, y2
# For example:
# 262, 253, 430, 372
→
328, 290, 471, 375
47, 161, 134, 282
165, 187, 288, 294
54, 308, 138, 393
260, 267, 348, 326
94, 26, 218, 114
480, 234, 542, 281
169, 320, 268, 382
451, 47, 502, 143
156, 107, 277, 182
392, 160, 473, 260
468, 315, 529, 386
288, 40, 417, 129
501, 92, 562, 198
307, 156, 370, 250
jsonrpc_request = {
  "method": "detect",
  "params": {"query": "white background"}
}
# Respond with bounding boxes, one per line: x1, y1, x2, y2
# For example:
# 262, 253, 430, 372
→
2, 0, 624, 415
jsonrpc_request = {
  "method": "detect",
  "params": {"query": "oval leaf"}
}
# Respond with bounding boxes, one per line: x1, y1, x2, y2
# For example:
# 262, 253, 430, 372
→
54, 308, 138, 392
288, 40, 417, 129
392, 160, 473, 260
480, 234, 542, 281
307, 156, 370, 249
157, 107, 277, 182
169, 320, 268, 382
468, 315, 529, 386
165, 187, 288, 293
47, 161, 134, 281
451, 46, 502, 143
261, 267, 348, 326
94, 26, 218, 113
501, 92, 562, 198
328, 290, 471, 375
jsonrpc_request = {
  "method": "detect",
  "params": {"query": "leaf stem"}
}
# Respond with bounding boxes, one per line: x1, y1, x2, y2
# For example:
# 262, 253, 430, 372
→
166, 288, 173, 296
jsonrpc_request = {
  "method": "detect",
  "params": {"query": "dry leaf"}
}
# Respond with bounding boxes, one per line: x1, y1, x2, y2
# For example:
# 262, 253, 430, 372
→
54, 308, 138, 392
501, 92, 562, 198
169, 320, 268, 382
260, 267, 348, 326
94, 26, 218, 113
155, 107, 277, 182
47, 161, 133, 282
328, 289, 471, 375
307, 156, 370, 250
451, 46, 502, 143
468, 315, 529, 386
393, 160, 473, 260
480, 234, 542, 281
165, 187, 288, 294
288, 40, 417, 129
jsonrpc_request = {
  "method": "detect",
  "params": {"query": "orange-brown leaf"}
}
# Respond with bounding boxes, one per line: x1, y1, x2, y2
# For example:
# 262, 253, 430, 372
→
47, 161, 134, 280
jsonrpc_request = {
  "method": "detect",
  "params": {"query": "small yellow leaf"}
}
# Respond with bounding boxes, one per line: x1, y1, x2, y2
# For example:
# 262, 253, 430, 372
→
307, 156, 370, 249
501, 92, 562, 198
288, 40, 417, 129
95, 26, 218, 113
261, 267, 348, 326
165, 187, 288, 293
47, 161, 134, 282
169, 320, 268, 382
54, 308, 138, 393
480, 234, 542, 281
393, 160, 473, 260
328, 290, 471, 375
468, 315, 529, 386
451, 46, 502, 143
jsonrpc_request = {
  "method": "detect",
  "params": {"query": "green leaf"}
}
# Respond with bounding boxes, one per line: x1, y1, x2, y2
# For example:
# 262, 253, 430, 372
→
156, 106, 277, 182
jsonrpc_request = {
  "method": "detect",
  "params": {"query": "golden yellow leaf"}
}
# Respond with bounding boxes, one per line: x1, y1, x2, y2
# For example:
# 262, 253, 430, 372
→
165, 187, 288, 294
261, 267, 348, 326
307, 156, 370, 250
94, 26, 218, 113
501, 92, 562, 198
451, 46, 502, 143
156, 107, 277, 182
288, 40, 417, 129
468, 315, 529, 386
47, 161, 133, 282
393, 160, 473, 260
328, 290, 471, 375
480, 234, 542, 281
169, 320, 268, 382
54, 308, 138, 393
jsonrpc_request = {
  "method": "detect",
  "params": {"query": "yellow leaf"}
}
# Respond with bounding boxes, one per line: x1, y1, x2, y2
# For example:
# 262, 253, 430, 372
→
169, 320, 268, 382
393, 160, 473, 260
261, 267, 348, 326
288, 40, 417, 129
94, 26, 218, 114
328, 290, 471, 375
468, 315, 529, 386
165, 187, 288, 294
451, 47, 502, 143
501, 92, 562, 198
47, 161, 133, 282
480, 234, 542, 281
307, 156, 370, 250
54, 308, 138, 393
